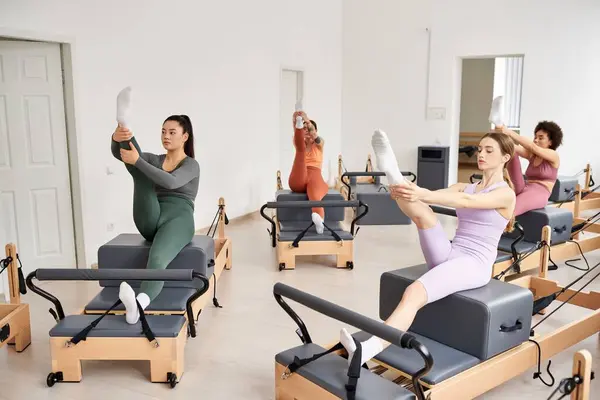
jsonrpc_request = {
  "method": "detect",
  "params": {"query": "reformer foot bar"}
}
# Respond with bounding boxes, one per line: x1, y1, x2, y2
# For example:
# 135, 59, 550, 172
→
260, 199, 369, 270
274, 263, 600, 399
84, 198, 232, 324
0, 243, 31, 354
273, 282, 433, 400
26, 268, 209, 388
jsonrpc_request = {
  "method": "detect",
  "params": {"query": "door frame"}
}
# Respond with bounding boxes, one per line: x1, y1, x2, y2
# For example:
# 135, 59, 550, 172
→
0, 27, 86, 270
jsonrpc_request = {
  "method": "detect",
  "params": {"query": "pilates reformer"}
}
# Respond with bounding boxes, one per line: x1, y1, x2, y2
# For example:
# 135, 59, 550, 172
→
27, 268, 209, 388
83, 197, 232, 325
272, 256, 600, 399
0, 243, 31, 354
340, 171, 417, 226
260, 188, 369, 270
335, 154, 375, 193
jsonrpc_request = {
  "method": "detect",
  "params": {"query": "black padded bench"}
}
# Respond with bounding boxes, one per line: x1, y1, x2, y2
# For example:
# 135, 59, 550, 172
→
84, 234, 216, 319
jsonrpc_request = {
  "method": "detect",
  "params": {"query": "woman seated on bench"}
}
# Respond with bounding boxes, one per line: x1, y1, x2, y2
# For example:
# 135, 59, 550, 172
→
111, 88, 200, 324
339, 130, 516, 365
289, 110, 328, 234
489, 96, 563, 216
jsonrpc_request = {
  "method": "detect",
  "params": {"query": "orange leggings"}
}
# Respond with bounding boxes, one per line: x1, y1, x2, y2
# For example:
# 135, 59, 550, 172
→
288, 128, 328, 218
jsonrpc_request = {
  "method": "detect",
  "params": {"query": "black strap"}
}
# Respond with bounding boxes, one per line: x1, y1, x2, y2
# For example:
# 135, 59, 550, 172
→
345, 339, 363, 400
283, 340, 365, 399
136, 300, 158, 347
322, 222, 342, 242
68, 298, 158, 347
212, 272, 222, 308
292, 222, 315, 247
500, 320, 523, 332
285, 343, 344, 375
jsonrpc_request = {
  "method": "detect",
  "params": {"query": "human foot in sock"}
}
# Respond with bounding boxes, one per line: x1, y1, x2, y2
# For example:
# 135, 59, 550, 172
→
371, 129, 405, 185
117, 86, 132, 128
119, 281, 139, 324
340, 328, 384, 366
489, 95, 504, 127
312, 212, 324, 234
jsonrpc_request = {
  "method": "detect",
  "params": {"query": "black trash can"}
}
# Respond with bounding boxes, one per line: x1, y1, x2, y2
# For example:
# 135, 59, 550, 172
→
417, 146, 449, 190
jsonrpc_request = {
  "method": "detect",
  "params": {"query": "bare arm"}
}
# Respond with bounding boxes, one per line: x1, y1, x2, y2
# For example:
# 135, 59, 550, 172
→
420, 186, 515, 210
501, 127, 559, 167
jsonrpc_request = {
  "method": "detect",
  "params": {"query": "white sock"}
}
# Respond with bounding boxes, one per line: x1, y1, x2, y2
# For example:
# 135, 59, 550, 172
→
136, 293, 150, 310
371, 129, 405, 185
116, 86, 132, 128
489, 95, 504, 127
312, 212, 324, 234
119, 282, 139, 324
340, 328, 383, 366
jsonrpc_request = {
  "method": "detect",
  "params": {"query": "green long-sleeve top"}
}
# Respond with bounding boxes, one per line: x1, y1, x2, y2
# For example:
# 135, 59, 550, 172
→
111, 139, 200, 202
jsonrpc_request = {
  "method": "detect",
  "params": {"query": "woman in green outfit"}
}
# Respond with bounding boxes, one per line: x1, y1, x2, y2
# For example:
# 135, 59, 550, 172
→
111, 114, 200, 324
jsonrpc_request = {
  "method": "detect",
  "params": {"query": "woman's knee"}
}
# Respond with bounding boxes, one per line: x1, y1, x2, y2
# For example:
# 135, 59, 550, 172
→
402, 281, 429, 307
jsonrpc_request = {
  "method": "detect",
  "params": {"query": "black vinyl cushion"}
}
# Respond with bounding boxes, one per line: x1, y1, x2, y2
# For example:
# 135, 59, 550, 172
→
84, 287, 198, 312
50, 315, 186, 338
353, 331, 480, 385
275, 343, 416, 399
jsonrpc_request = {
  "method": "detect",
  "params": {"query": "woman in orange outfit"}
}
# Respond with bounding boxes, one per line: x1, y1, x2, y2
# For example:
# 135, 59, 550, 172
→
289, 110, 329, 234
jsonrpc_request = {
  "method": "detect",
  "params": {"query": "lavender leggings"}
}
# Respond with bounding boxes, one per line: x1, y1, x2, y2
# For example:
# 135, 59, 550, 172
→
507, 156, 551, 216
416, 223, 492, 304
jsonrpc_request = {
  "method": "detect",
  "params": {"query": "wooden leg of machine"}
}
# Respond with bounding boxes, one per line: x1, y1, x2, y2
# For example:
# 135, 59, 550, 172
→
571, 349, 593, 400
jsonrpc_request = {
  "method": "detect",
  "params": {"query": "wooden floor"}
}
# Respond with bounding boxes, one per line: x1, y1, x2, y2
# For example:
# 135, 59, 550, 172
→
1, 211, 599, 399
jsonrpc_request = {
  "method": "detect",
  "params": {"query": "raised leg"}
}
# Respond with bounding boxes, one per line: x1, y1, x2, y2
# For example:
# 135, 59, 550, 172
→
506, 155, 526, 195
288, 127, 308, 192
371, 130, 439, 229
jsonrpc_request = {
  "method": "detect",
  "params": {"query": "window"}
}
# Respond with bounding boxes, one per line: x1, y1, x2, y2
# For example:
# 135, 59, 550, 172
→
492, 56, 524, 131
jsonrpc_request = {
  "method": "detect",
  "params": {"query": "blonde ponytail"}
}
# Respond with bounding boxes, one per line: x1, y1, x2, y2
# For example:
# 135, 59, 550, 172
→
503, 166, 516, 232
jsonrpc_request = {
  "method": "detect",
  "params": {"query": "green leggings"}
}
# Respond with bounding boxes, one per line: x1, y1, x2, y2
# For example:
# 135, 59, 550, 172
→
121, 139, 195, 301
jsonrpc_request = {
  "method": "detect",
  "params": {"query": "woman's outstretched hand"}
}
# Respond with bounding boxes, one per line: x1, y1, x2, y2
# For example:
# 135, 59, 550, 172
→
113, 125, 133, 142
389, 181, 428, 202
120, 142, 140, 165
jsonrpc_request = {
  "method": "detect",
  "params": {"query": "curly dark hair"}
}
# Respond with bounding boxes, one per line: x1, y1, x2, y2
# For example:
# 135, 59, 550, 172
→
534, 121, 563, 150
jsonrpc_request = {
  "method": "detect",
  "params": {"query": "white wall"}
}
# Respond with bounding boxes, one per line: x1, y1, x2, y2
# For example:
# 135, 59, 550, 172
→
459, 59, 495, 133
343, 0, 600, 185
0, 0, 342, 267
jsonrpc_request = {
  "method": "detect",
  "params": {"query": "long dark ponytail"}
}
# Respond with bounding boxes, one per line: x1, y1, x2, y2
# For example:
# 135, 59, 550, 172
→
164, 114, 195, 158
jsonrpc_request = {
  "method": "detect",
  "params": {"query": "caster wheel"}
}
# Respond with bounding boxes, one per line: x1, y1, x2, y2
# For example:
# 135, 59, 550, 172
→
167, 372, 178, 388
346, 261, 354, 270
47, 371, 62, 387
279, 263, 286, 271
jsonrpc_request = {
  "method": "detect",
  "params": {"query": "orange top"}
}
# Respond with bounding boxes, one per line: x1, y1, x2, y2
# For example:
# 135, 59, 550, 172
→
305, 144, 323, 169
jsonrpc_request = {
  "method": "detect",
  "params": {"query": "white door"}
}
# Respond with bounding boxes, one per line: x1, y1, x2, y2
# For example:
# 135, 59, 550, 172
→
0, 40, 76, 288
279, 69, 303, 189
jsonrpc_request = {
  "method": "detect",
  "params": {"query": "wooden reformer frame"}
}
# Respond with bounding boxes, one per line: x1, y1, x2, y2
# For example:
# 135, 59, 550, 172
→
548, 164, 600, 213
266, 175, 368, 271
84, 197, 232, 324
274, 255, 600, 400
0, 243, 31, 354
491, 183, 600, 281
27, 267, 211, 388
